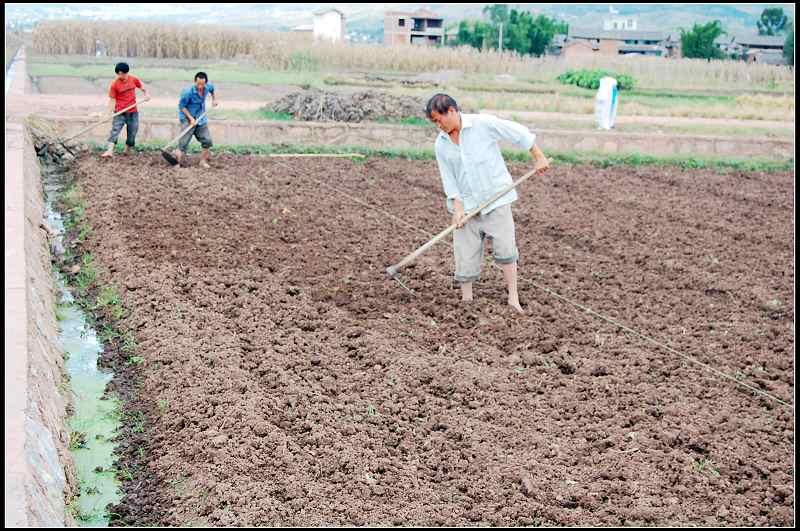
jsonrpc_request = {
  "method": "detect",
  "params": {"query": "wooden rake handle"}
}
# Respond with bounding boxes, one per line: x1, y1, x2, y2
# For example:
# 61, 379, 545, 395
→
386, 166, 540, 278
62, 99, 146, 144
161, 111, 208, 151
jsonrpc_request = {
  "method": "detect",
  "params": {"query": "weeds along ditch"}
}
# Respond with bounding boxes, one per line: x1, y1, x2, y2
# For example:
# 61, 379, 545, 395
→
33, 134, 156, 525
30, 130, 795, 525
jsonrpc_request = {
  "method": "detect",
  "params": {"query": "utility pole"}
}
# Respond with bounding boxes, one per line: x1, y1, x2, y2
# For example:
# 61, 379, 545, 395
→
499, 22, 503, 52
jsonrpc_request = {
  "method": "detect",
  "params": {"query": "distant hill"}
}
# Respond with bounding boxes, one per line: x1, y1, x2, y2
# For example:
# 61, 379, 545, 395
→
6, 3, 795, 42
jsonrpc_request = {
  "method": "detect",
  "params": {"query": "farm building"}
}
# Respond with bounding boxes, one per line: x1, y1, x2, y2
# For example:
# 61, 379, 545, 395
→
313, 8, 345, 43
715, 35, 745, 57
384, 9, 444, 46
746, 48, 787, 65
558, 38, 599, 58
734, 34, 786, 52
557, 28, 681, 58
716, 34, 786, 64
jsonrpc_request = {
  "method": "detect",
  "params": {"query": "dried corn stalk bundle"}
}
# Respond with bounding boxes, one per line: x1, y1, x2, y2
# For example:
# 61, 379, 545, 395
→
270, 90, 427, 122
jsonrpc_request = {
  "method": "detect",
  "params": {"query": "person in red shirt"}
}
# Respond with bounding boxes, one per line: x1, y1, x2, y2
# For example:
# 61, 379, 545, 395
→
101, 62, 150, 158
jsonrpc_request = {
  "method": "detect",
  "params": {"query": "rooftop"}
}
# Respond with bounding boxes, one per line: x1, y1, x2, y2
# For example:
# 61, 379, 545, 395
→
733, 34, 785, 47
564, 39, 599, 51
385, 9, 443, 20
314, 8, 344, 17
568, 28, 672, 42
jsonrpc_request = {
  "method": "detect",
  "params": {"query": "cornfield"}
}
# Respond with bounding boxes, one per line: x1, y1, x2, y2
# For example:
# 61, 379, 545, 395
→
255, 38, 794, 90
32, 21, 259, 59
32, 21, 794, 91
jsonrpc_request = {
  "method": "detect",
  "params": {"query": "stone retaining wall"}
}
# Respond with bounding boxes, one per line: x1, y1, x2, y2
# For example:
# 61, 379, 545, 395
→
5, 50, 76, 528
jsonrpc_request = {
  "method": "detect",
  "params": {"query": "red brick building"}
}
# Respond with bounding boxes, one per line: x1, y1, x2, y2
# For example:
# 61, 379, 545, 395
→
384, 9, 444, 46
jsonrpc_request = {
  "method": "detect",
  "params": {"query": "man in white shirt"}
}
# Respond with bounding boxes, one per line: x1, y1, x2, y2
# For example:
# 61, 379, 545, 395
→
426, 93, 550, 314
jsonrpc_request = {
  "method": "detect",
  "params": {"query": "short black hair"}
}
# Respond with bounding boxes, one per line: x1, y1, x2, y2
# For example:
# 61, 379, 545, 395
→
114, 62, 130, 74
194, 71, 208, 82
425, 93, 458, 118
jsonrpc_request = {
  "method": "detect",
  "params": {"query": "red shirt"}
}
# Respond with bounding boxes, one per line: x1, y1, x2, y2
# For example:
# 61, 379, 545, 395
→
108, 75, 142, 113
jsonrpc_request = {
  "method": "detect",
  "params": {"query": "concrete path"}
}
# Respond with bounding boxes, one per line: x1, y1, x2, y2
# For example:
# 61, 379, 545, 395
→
5, 46, 29, 529
5, 46, 74, 529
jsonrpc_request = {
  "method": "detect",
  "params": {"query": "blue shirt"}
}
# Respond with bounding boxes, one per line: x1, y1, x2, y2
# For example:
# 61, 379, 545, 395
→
435, 113, 536, 216
178, 82, 215, 126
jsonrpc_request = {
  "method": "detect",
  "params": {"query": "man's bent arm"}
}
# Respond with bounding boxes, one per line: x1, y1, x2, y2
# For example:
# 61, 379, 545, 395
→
181, 107, 195, 123
485, 114, 536, 151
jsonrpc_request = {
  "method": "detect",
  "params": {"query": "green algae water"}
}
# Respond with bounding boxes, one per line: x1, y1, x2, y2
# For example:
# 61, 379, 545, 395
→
44, 166, 123, 526
57, 277, 123, 525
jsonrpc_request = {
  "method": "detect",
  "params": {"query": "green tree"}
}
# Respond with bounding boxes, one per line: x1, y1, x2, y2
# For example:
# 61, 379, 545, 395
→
528, 14, 562, 56
475, 20, 493, 49
784, 23, 794, 65
680, 20, 726, 60
457, 5, 566, 56
457, 20, 473, 46
757, 7, 788, 36
483, 3, 509, 49
483, 4, 509, 26
457, 19, 492, 49
505, 9, 531, 53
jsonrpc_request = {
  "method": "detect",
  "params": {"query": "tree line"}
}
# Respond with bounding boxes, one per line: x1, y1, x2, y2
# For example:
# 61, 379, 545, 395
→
450, 5, 793, 66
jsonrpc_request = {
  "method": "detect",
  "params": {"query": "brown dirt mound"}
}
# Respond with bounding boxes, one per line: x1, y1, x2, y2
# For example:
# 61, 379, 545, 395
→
269, 89, 426, 122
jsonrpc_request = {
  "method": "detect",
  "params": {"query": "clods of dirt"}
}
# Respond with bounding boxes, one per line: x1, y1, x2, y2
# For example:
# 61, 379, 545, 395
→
64, 153, 794, 527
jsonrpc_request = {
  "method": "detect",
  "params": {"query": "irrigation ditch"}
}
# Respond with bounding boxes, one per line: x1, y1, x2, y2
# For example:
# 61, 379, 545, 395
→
32, 133, 149, 525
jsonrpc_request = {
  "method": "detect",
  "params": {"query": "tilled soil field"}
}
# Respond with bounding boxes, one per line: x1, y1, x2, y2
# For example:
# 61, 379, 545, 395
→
65, 153, 793, 526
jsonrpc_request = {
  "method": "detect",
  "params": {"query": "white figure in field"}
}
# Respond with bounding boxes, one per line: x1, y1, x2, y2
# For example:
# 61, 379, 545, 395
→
595, 76, 619, 130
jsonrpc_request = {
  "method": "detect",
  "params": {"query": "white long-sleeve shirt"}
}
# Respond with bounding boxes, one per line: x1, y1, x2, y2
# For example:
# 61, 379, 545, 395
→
434, 113, 536, 215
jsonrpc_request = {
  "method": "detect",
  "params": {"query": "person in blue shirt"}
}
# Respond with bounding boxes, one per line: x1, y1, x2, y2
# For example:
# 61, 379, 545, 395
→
172, 72, 219, 168
426, 93, 550, 314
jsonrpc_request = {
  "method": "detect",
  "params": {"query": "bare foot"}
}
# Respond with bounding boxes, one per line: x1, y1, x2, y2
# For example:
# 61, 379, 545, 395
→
199, 160, 210, 169
508, 301, 525, 315
122, 147, 131, 155
100, 150, 113, 158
